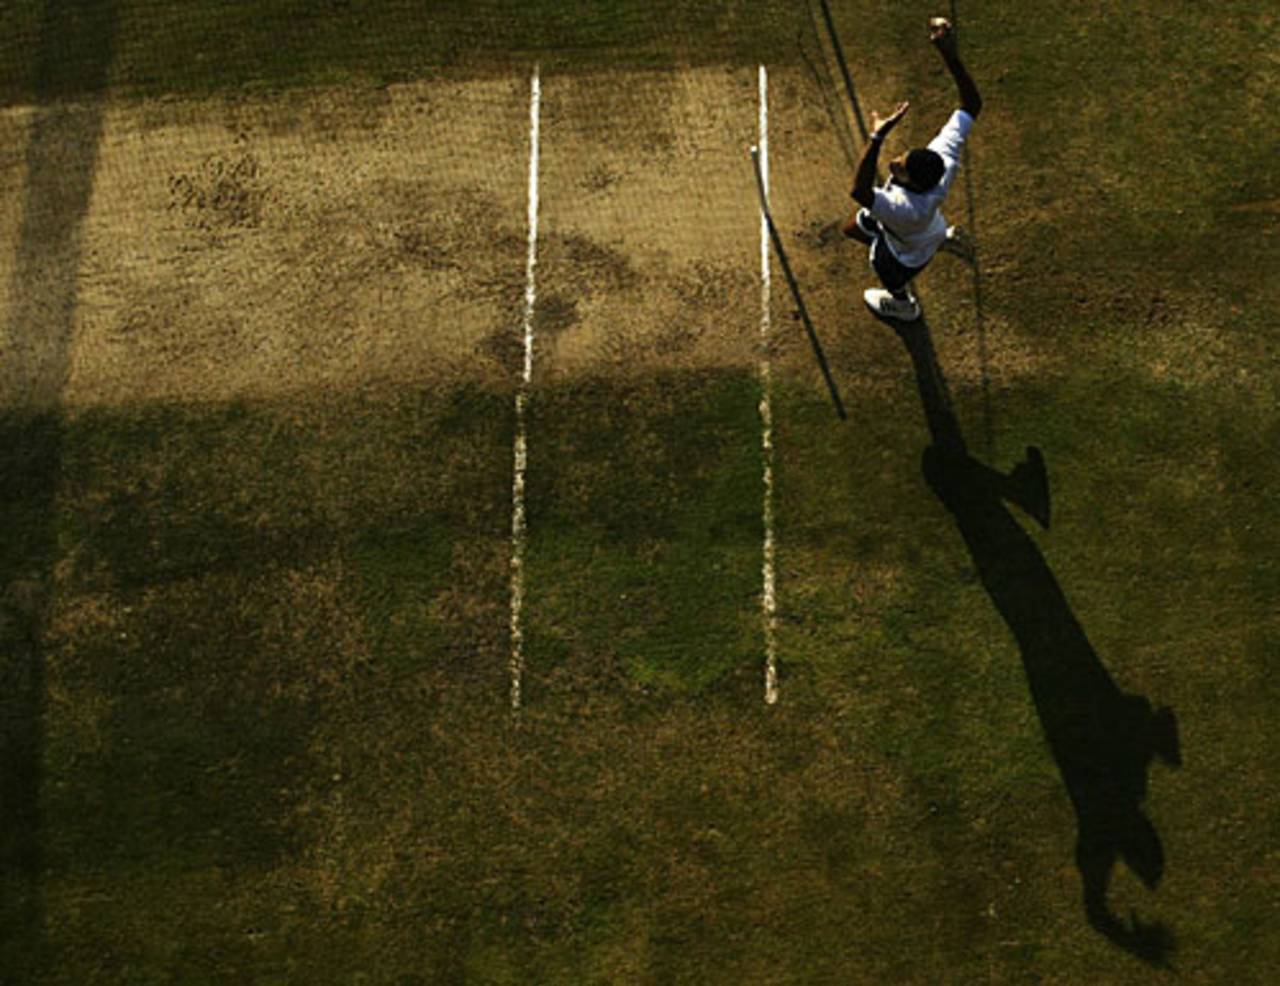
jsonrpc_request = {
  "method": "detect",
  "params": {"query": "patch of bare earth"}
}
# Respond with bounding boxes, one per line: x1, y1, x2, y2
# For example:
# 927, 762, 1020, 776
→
535, 67, 762, 382
2, 79, 535, 409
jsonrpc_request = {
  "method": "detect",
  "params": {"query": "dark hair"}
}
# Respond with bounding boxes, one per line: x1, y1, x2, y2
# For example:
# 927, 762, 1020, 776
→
906, 149, 945, 191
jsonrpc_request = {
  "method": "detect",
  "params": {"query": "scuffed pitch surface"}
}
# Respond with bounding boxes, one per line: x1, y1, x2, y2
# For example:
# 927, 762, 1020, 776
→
4, 68, 808, 412
3, 80, 530, 408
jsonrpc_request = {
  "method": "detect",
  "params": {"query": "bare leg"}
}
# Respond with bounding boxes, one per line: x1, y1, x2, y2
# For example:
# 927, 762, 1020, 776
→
842, 210, 873, 244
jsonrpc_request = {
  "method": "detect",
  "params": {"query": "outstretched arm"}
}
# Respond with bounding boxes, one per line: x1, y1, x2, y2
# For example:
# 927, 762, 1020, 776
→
851, 101, 909, 209
930, 17, 982, 118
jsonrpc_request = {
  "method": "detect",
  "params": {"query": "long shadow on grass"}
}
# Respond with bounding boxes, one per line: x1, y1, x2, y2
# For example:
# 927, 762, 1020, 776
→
886, 313, 1182, 965
1, 0, 117, 969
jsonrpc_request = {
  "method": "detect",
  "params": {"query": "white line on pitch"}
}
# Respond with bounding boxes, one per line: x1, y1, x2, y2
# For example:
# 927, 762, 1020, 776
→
510, 66, 541, 711
759, 64, 779, 706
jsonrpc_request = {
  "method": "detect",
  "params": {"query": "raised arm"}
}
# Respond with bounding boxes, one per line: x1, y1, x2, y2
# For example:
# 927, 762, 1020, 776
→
930, 17, 982, 118
851, 100, 909, 209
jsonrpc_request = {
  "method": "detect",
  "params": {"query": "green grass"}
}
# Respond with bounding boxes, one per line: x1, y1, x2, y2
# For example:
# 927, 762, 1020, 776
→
524, 370, 765, 696
8, 359, 1274, 981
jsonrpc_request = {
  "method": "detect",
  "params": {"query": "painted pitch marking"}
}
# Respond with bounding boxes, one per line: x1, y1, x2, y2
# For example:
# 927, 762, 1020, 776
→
510, 66, 541, 711
759, 64, 779, 706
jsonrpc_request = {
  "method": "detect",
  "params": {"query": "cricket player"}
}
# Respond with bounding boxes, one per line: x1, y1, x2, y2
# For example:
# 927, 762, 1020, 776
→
845, 16, 983, 321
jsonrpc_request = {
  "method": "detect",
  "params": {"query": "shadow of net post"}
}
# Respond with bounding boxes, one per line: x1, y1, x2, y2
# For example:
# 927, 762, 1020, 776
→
890, 316, 1182, 965
1, 0, 118, 967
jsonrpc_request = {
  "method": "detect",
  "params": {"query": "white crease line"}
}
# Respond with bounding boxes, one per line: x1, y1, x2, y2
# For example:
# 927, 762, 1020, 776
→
511, 66, 541, 711
759, 64, 779, 706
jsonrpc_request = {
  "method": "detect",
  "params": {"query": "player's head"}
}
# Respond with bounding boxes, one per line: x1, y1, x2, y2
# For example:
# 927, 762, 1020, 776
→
889, 148, 945, 193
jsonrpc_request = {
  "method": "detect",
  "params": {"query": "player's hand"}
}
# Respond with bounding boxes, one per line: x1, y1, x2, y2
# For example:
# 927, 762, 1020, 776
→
929, 16, 956, 54
870, 101, 909, 138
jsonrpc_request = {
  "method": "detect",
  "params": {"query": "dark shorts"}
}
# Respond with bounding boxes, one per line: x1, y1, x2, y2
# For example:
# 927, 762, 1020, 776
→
856, 208, 927, 292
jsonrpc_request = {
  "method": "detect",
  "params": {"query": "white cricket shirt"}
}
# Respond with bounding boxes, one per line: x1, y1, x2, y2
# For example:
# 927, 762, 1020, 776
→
871, 109, 975, 268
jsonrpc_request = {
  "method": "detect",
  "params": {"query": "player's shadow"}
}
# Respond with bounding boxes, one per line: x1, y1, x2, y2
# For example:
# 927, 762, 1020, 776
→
882, 311, 1182, 965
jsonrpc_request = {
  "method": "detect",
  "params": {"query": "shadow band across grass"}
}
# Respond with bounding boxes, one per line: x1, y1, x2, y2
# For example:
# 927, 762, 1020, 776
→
0, 416, 62, 961
0, 1, 811, 106
886, 313, 1183, 965
1, 0, 118, 968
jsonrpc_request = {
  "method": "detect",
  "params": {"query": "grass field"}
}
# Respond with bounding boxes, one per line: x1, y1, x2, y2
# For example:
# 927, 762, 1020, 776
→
2, 1, 1278, 983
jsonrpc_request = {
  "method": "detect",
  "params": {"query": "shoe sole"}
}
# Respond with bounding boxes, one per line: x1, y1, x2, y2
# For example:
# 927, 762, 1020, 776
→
863, 300, 922, 322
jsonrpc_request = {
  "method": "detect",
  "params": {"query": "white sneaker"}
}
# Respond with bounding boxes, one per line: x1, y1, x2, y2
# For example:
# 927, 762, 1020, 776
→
863, 288, 922, 321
